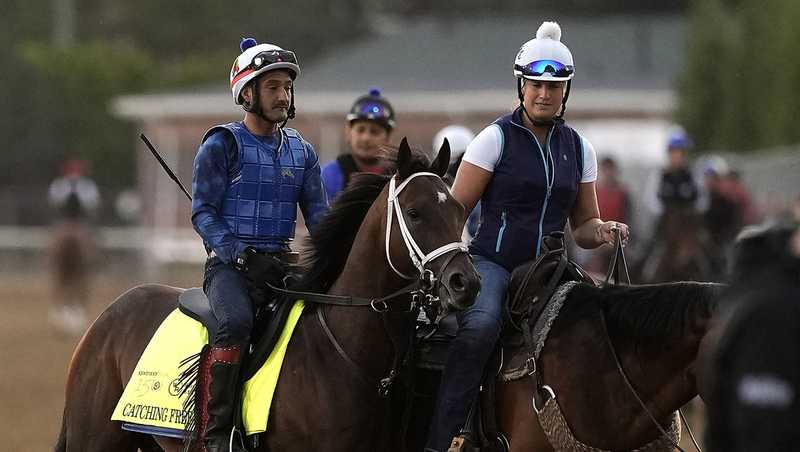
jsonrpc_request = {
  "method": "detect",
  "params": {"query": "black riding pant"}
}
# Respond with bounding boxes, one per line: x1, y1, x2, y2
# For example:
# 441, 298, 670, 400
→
203, 256, 254, 347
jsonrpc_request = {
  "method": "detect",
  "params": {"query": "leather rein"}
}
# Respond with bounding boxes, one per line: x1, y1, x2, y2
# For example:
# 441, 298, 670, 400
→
601, 228, 703, 452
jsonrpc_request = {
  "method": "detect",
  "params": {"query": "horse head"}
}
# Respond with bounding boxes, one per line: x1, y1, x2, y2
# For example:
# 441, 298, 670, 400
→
385, 137, 479, 314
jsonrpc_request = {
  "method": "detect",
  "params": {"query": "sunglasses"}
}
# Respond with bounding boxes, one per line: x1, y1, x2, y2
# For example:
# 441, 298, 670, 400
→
251, 50, 298, 70
515, 59, 574, 78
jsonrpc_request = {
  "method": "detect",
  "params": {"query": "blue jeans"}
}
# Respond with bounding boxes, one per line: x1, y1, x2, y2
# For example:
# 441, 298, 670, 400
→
203, 256, 254, 347
426, 255, 510, 452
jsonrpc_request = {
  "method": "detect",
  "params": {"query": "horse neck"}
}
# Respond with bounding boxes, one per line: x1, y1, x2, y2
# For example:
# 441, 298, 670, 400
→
323, 194, 411, 380
615, 286, 716, 419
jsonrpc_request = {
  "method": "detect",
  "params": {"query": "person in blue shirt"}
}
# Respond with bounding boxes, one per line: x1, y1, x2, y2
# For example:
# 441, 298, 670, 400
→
425, 21, 630, 451
320, 88, 396, 202
190, 38, 328, 452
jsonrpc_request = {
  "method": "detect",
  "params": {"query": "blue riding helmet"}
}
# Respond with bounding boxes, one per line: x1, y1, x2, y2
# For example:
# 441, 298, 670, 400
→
346, 88, 396, 131
667, 132, 693, 151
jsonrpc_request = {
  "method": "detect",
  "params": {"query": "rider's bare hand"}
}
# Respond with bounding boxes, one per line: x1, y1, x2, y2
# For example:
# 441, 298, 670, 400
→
597, 221, 630, 247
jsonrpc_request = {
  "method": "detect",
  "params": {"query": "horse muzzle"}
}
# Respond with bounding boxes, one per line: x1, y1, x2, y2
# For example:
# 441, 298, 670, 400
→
437, 253, 480, 311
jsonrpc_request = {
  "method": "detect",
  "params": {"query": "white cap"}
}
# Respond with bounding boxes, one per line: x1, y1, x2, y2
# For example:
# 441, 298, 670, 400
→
513, 21, 575, 82
433, 125, 475, 164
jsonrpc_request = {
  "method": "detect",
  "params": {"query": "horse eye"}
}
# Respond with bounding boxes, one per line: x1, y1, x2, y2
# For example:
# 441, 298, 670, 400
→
406, 208, 420, 220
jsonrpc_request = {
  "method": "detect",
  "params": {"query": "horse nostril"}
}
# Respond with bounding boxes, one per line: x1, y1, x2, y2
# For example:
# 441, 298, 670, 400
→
449, 272, 466, 292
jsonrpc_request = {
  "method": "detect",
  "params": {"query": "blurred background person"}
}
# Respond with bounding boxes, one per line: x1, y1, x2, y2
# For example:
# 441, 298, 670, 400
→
725, 168, 760, 226
47, 158, 100, 335
321, 88, 396, 202
585, 156, 632, 274
651, 130, 700, 216
432, 124, 480, 240
638, 130, 708, 282
701, 155, 742, 278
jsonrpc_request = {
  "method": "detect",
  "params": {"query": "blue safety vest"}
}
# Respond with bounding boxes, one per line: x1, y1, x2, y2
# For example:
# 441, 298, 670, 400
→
202, 122, 309, 246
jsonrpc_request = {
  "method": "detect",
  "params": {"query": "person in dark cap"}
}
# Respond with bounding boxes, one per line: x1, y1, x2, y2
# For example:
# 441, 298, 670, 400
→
321, 88, 396, 201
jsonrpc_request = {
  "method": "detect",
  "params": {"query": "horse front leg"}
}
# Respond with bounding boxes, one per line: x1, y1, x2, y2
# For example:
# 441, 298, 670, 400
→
496, 378, 553, 452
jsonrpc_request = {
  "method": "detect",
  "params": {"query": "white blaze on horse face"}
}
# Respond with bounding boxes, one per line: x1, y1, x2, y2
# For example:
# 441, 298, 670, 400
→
437, 191, 447, 204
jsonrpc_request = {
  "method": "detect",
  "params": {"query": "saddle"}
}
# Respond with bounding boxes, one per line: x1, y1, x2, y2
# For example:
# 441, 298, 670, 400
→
415, 233, 595, 373
177, 257, 302, 383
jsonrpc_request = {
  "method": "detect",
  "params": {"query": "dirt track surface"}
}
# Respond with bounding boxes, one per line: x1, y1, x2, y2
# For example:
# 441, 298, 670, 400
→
0, 273, 198, 452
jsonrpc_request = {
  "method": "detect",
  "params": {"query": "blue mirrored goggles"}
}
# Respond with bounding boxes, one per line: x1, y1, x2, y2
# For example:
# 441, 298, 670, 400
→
515, 59, 574, 78
251, 50, 297, 70
351, 101, 393, 120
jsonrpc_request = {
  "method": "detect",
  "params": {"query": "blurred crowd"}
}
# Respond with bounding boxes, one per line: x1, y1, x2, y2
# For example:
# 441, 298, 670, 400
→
581, 130, 800, 282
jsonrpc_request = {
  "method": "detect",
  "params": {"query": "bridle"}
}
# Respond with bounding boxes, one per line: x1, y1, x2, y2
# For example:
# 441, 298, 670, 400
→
272, 171, 470, 397
385, 172, 468, 281
325, 171, 469, 396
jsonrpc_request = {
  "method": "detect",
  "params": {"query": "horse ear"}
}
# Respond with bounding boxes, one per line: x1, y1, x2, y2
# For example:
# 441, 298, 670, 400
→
431, 138, 451, 178
396, 137, 412, 179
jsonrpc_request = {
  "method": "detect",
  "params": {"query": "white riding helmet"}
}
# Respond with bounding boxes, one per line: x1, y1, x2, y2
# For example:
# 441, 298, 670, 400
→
702, 155, 730, 177
432, 125, 475, 165
513, 21, 574, 82
229, 38, 301, 105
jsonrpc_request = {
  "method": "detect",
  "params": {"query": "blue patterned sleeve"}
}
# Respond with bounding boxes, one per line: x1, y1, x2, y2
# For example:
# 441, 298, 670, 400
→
299, 142, 330, 232
320, 160, 344, 203
190, 130, 248, 264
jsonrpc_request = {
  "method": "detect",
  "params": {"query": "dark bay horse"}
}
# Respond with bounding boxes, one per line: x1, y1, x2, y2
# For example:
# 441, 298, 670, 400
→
494, 280, 723, 451
55, 139, 480, 452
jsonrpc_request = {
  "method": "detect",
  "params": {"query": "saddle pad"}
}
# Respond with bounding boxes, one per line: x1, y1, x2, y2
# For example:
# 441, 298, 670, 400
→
111, 300, 305, 436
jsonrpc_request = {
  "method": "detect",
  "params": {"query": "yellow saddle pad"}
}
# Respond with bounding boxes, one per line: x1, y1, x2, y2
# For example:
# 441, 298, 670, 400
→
111, 300, 305, 436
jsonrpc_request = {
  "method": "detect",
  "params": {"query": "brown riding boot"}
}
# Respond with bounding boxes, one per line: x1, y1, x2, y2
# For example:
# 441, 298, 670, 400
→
193, 345, 247, 452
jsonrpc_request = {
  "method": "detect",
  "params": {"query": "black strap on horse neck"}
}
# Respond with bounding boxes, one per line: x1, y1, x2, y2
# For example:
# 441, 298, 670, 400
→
600, 229, 703, 452
316, 298, 419, 398
264, 279, 420, 310
265, 279, 427, 398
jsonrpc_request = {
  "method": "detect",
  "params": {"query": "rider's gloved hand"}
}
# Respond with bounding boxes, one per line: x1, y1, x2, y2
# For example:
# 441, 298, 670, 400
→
234, 247, 287, 304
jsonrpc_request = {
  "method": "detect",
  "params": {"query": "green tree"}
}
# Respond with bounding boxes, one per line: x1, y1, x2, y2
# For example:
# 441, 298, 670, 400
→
678, 0, 800, 151
0, 0, 368, 201
18, 41, 154, 188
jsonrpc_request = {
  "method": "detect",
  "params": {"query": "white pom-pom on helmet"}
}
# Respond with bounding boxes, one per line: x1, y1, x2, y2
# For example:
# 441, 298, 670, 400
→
432, 125, 475, 165
229, 38, 301, 105
514, 21, 574, 82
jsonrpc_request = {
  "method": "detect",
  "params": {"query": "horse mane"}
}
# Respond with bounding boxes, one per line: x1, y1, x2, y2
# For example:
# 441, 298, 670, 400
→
296, 147, 432, 293
566, 282, 723, 342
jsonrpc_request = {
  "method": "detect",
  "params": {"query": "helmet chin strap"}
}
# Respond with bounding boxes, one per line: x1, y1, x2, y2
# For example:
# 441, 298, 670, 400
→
243, 80, 269, 123
516, 78, 571, 126
281, 86, 296, 128
243, 80, 297, 128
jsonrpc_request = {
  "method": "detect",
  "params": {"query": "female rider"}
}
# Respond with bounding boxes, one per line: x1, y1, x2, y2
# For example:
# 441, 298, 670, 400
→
426, 21, 631, 451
